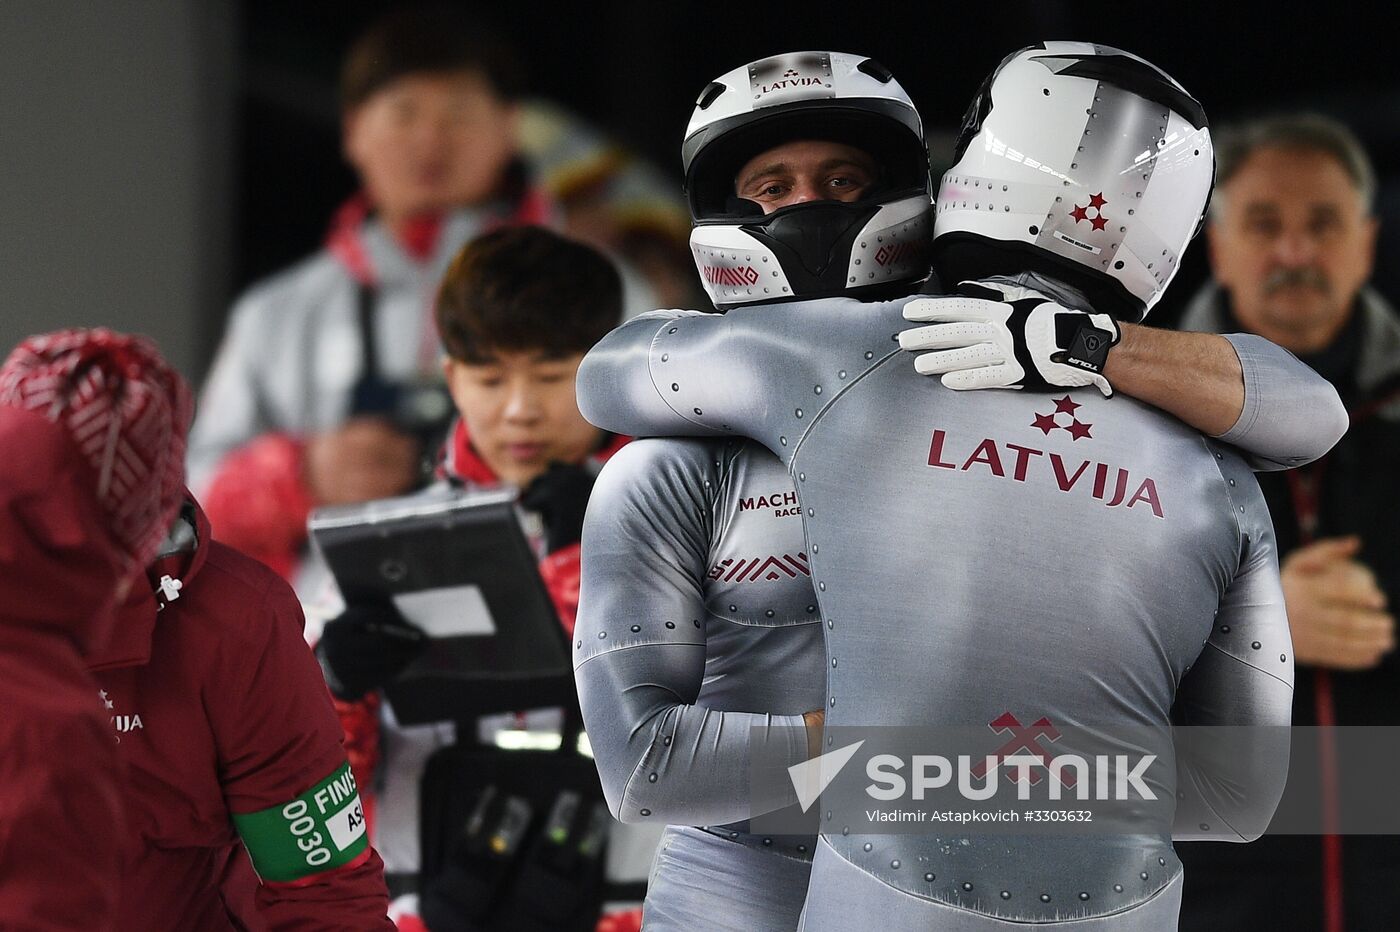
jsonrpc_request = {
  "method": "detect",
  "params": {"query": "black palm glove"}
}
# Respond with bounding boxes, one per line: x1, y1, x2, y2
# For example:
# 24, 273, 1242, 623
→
519, 462, 596, 554
315, 599, 429, 700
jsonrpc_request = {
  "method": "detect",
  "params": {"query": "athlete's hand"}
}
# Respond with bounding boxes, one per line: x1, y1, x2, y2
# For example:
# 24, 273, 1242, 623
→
899, 281, 1121, 396
1282, 536, 1395, 671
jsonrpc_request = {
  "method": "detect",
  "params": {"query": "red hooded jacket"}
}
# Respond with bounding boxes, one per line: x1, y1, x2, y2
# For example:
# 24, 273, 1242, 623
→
88, 497, 395, 930
0, 407, 128, 931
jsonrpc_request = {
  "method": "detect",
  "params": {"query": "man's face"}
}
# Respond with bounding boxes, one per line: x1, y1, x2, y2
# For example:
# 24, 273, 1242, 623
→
734, 139, 879, 214
344, 71, 518, 223
443, 350, 601, 487
1208, 146, 1378, 352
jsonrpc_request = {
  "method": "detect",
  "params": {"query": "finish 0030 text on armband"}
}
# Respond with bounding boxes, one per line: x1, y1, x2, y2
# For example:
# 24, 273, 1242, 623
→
231, 761, 368, 882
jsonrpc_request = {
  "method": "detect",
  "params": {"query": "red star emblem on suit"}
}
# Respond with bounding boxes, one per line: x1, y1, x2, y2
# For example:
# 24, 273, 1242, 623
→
1032, 397, 1094, 441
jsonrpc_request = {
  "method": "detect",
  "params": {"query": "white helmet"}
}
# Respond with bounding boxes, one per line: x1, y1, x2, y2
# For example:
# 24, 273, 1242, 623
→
682, 51, 932, 308
933, 41, 1213, 322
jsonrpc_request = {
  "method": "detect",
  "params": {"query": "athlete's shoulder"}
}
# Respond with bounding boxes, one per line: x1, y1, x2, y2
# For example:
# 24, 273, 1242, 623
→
1207, 440, 1275, 543
593, 436, 734, 492
725, 295, 908, 372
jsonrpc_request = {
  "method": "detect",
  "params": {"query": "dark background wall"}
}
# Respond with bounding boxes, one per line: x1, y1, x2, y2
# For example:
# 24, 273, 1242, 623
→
0, 0, 236, 379
5, 1, 1398, 384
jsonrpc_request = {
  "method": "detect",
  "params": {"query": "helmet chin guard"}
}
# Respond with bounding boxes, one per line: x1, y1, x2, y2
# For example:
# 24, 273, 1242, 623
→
933, 41, 1213, 322
691, 193, 931, 307
684, 51, 933, 309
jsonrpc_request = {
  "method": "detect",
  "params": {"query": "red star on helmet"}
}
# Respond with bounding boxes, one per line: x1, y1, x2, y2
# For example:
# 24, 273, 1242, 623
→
1032, 412, 1059, 435
1090, 213, 1108, 232
1053, 396, 1080, 415
1066, 419, 1093, 441
1070, 204, 1088, 223
1088, 192, 1107, 209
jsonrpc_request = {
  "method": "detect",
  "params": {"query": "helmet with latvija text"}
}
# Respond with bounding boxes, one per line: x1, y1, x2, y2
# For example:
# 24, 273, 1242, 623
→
682, 50, 932, 308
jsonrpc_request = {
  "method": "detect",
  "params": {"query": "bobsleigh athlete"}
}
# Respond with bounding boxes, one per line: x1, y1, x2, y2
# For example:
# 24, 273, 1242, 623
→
574, 48, 1344, 930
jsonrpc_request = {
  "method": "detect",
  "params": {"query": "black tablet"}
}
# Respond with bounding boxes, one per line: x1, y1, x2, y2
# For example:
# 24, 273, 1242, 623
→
308, 487, 575, 723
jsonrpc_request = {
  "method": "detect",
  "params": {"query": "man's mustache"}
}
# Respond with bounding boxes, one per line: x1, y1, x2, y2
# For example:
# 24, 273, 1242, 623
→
1264, 267, 1330, 294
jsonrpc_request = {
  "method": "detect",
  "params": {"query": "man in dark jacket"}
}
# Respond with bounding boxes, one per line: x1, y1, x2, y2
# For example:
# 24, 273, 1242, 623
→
1176, 112, 1399, 932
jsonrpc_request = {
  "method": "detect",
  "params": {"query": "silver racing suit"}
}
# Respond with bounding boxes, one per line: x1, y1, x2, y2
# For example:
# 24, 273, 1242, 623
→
577, 437, 823, 930
575, 293, 1344, 929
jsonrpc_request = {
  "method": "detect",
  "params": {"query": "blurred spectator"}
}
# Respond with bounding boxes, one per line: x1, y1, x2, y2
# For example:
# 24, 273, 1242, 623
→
0, 329, 191, 930
518, 99, 702, 310
190, 4, 554, 588
194, 7, 666, 598
1176, 113, 1400, 931
314, 227, 631, 922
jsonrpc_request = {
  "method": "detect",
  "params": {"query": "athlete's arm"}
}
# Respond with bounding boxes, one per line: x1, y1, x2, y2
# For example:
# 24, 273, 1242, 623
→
577, 299, 896, 464
1109, 328, 1347, 470
573, 440, 810, 825
1105, 325, 1242, 434
1171, 460, 1293, 842
576, 310, 729, 440
902, 286, 1347, 471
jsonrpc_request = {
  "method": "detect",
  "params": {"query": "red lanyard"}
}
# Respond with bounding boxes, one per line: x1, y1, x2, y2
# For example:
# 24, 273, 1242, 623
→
1287, 461, 1344, 932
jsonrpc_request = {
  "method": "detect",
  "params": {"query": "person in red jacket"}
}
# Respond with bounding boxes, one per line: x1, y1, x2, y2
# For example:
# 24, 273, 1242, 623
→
313, 227, 632, 925
0, 329, 191, 931
92, 494, 396, 930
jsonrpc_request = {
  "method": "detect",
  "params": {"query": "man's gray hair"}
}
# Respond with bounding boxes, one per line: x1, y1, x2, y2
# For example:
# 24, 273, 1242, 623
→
1211, 112, 1377, 218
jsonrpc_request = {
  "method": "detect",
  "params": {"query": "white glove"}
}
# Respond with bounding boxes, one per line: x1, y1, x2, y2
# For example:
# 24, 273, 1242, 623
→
899, 281, 1121, 397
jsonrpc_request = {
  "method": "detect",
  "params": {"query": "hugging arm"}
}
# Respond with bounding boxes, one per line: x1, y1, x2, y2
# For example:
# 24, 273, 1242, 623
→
573, 441, 808, 825
902, 285, 1348, 471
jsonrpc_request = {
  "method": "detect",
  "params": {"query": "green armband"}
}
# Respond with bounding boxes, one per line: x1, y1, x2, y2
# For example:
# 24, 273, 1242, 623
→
232, 761, 368, 882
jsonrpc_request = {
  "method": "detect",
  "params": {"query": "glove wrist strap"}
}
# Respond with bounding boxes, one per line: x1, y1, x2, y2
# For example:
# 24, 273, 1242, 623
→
1051, 315, 1119, 380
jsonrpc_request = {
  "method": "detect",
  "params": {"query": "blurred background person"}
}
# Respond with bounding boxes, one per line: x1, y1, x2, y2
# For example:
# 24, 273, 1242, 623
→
191, 4, 553, 593
1176, 112, 1400, 932
517, 99, 701, 310
192, 4, 668, 601
312, 227, 644, 926
0, 329, 192, 931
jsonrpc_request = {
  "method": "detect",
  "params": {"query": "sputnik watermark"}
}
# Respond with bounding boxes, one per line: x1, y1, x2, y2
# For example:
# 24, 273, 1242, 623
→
752, 721, 1257, 836
790, 740, 1156, 815
865, 752, 1157, 802
758, 724, 1400, 837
